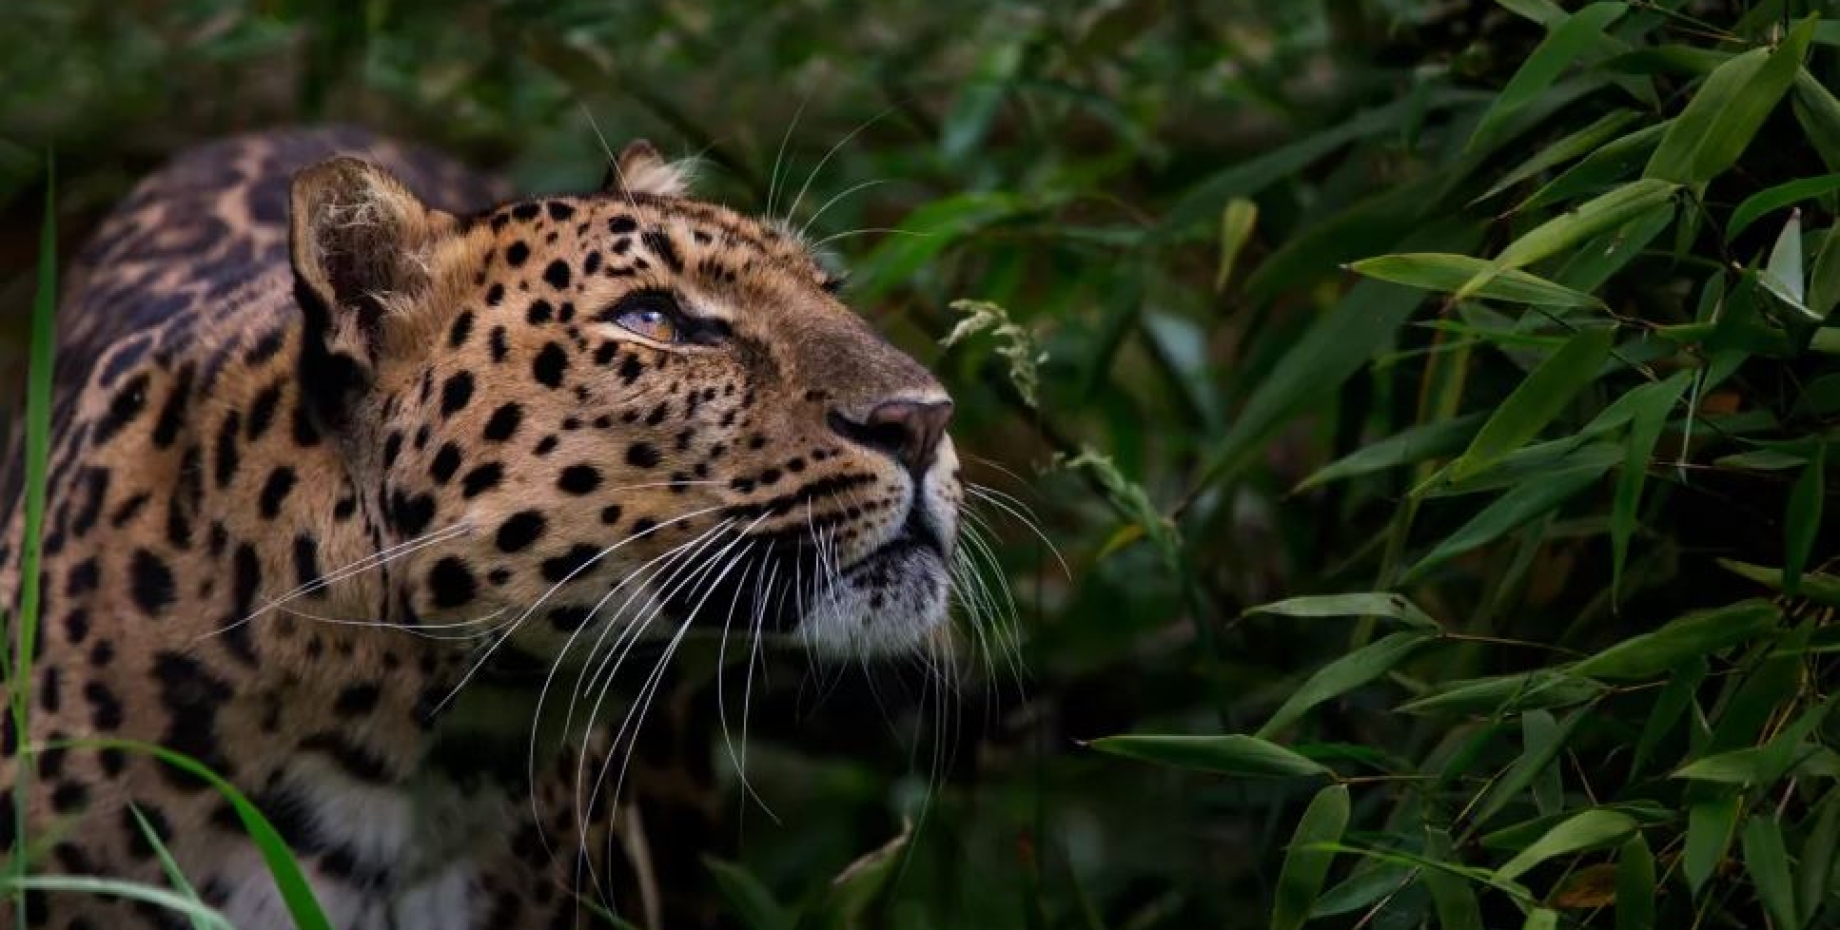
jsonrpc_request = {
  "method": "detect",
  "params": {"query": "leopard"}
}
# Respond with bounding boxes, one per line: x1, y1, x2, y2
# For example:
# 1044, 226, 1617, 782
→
0, 126, 964, 930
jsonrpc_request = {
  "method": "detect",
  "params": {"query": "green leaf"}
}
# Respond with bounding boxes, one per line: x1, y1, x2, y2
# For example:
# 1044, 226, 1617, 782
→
1809, 224, 1840, 320
1257, 631, 1436, 737
1295, 413, 1484, 491
1472, 707, 1587, 828
0, 877, 235, 930
1633, 658, 1708, 776
1478, 109, 1641, 203
1424, 827, 1483, 930
1445, 326, 1617, 482
1684, 795, 1741, 896
1616, 833, 1655, 930
1674, 696, 1837, 786
1741, 816, 1798, 930
1243, 593, 1440, 631
1406, 464, 1605, 580
1521, 909, 1558, 930
1794, 69, 1840, 171
852, 192, 1034, 300
1270, 784, 1350, 930
1613, 372, 1693, 601
1497, 809, 1637, 882
1469, 181, 1679, 296
706, 858, 793, 930
1348, 253, 1604, 308
1645, 17, 1816, 184
1399, 670, 1606, 716
1761, 210, 1811, 317
1196, 225, 1482, 490
1785, 440, 1826, 596
1800, 788, 1840, 926
798, 825, 911, 929
1520, 120, 1670, 213
131, 804, 215, 930
1526, 711, 1564, 816
1571, 599, 1778, 680
1215, 197, 1258, 292
1726, 173, 1840, 242
1717, 559, 1840, 606
64, 739, 333, 930
1088, 734, 1331, 778
1468, 3, 1628, 153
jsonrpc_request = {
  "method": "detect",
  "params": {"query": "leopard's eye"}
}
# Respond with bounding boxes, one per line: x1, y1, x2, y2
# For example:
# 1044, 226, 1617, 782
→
600, 288, 684, 342
614, 307, 678, 342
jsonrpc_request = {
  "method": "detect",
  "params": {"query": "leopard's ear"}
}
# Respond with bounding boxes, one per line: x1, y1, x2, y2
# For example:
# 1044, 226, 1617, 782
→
289, 157, 456, 422
599, 139, 694, 198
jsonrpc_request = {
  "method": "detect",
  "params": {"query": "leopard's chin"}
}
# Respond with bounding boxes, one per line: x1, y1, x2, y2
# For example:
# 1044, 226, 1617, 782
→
793, 539, 953, 657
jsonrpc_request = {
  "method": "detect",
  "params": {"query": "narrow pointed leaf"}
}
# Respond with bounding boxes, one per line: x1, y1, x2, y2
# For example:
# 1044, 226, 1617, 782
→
1215, 197, 1258, 291
1800, 788, 1840, 926
1684, 795, 1741, 896
1407, 464, 1604, 580
1741, 816, 1797, 930
1571, 600, 1778, 680
1468, 3, 1628, 153
1613, 373, 1692, 601
1243, 592, 1440, 631
1616, 833, 1655, 930
1446, 326, 1616, 482
1497, 810, 1637, 882
1271, 785, 1350, 930
1646, 18, 1815, 184
1479, 109, 1640, 203
1349, 253, 1604, 307
1785, 442, 1825, 595
1089, 734, 1331, 777
1726, 173, 1840, 242
1295, 413, 1484, 491
1520, 120, 1670, 213
1468, 181, 1679, 295
1257, 631, 1436, 737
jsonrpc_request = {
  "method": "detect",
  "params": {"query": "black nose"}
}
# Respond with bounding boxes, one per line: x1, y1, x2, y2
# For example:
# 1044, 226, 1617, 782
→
829, 400, 954, 473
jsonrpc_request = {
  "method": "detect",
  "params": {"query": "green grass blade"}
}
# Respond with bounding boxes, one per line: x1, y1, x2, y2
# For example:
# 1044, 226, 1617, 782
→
0, 876, 235, 930
130, 804, 214, 930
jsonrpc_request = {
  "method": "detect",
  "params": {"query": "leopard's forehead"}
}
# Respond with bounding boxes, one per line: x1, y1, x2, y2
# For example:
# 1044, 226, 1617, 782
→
469, 193, 838, 298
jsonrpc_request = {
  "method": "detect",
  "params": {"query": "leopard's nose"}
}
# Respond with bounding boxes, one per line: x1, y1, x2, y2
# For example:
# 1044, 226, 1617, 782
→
828, 399, 954, 475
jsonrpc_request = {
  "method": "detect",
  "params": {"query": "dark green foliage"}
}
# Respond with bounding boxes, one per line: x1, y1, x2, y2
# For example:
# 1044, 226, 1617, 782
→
5, 1, 1840, 929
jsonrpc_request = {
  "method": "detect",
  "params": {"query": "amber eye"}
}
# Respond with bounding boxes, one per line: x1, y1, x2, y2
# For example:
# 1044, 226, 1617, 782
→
614, 307, 679, 342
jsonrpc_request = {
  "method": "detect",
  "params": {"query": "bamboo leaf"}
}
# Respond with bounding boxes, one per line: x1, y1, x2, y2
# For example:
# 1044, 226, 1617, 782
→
1497, 810, 1637, 882
1479, 109, 1641, 203
1520, 120, 1670, 212
1613, 372, 1693, 601
1399, 671, 1605, 716
1468, 180, 1679, 295
1741, 816, 1798, 930
1616, 833, 1655, 930
1446, 326, 1617, 482
1726, 173, 1840, 242
1794, 69, 1840, 171
706, 858, 793, 930
1295, 413, 1484, 491
1407, 464, 1605, 580
1684, 795, 1741, 896
1468, 3, 1629, 153
1800, 788, 1840, 926
1088, 734, 1331, 778
1215, 197, 1258, 292
1785, 439, 1826, 596
1349, 253, 1604, 307
1257, 631, 1436, 737
1243, 592, 1440, 631
1646, 17, 1816, 184
1571, 600, 1778, 680
1270, 785, 1350, 930
1424, 827, 1484, 930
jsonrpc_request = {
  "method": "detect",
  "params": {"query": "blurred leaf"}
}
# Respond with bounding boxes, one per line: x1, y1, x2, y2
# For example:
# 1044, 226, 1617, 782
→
1684, 795, 1742, 896
1257, 631, 1436, 738
1717, 559, 1840, 605
1196, 224, 1481, 490
1784, 441, 1824, 595
1443, 326, 1616, 483
1270, 784, 1349, 930
1243, 592, 1439, 631
1295, 413, 1484, 492
1399, 671, 1605, 716
1088, 734, 1331, 778
1424, 827, 1483, 930
1526, 710, 1563, 816
1645, 17, 1814, 184
1741, 816, 1798, 930
940, 41, 1024, 162
1162, 90, 1481, 231
1478, 109, 1640, 203
1613, 372, 1692, 601
1468, 3, 1628, 153
1215, 198, 1258, 292
854, 192, 1036, 300
1633, 658, 1708, 776
1497, 810, 1636, 882
1801, 788, 1840, 927
1570, 600, 1778, 680
1725, 173, 1840, 242
1615, 833, 1655, 930
1810, 225, 1840, 320
797, 823, 911, 929
706, 858, 793, 930
1349, 253, 1603, 308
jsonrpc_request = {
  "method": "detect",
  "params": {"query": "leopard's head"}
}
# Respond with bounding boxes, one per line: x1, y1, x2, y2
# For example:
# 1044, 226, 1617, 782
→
289, 143, 960, 662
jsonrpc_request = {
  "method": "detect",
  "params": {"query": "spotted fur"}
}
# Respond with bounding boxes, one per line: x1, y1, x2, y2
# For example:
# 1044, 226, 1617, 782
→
0, 127, 961, 930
